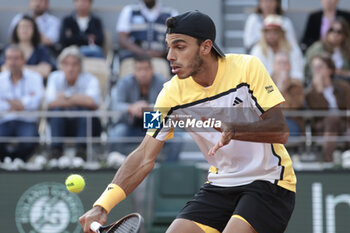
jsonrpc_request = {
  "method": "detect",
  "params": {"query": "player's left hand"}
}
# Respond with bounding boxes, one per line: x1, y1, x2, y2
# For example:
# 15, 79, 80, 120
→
208, 125, 235, 156
202, 117, 235, 156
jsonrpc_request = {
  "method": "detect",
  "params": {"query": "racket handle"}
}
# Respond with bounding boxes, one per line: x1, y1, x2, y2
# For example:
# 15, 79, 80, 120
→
90, 221, 102, 232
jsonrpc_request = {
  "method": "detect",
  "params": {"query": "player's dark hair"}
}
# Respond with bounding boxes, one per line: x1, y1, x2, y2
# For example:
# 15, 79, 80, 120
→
196, 38, 220, 58
11, 15, 41, 47
256, 0, 283, 15
166, 17, 177, 29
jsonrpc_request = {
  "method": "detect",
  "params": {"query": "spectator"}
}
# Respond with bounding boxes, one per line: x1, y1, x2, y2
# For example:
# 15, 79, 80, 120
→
250, 14, 304, 81
305, 54, 350, 162
45, 46, 100, 160
1, 15, 55, 79
116, 0, 178, 78
272, 52, 304, 137
60, 0, 104, 58
0, 46, 44, 162
109, 55, 182, 162
301, 0, 350, 52
9, 0, 60, 46
305, 17, 350, 85
243, 0, 298, 52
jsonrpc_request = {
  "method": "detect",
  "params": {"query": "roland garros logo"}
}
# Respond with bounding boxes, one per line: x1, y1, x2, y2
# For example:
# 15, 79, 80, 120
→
15, 182, 84, 233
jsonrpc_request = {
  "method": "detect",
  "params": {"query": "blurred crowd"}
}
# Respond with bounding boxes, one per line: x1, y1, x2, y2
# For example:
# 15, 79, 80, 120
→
0, 0, 349, 168
245, 0, 350, 164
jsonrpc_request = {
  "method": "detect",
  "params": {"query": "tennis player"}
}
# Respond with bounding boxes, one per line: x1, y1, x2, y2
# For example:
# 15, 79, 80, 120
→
79, 10, 296, 233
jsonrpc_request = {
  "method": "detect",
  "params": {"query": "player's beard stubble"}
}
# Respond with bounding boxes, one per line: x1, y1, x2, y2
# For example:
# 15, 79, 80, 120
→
177, 48, 204, 79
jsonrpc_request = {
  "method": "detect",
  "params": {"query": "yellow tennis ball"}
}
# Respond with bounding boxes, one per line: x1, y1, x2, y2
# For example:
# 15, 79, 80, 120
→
65, 174, 85, 193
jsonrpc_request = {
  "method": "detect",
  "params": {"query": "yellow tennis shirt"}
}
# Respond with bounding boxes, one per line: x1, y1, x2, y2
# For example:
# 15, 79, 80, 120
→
147, 54, 296, 192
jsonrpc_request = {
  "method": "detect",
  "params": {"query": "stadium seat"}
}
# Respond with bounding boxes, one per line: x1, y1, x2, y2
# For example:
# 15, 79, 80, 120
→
144, 163, 205, 233
82, 57, 111, 102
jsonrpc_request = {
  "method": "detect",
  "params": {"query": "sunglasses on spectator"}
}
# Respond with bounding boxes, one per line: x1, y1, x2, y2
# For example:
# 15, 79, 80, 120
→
329, 28, 343, 34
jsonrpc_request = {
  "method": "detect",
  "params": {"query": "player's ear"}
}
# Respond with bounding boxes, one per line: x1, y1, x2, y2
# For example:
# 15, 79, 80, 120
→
200, 39, 213, 55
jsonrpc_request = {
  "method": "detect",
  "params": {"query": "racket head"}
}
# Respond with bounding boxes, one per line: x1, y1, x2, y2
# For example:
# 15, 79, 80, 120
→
102, 213, 143, 233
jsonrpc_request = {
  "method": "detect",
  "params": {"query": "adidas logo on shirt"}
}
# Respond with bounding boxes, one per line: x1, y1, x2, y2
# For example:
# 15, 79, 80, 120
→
232, 97, 243, 106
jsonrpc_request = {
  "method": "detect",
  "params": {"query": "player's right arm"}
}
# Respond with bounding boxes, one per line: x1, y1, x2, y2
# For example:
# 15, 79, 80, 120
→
79, 135, 164, 233
111, 134, 164, 194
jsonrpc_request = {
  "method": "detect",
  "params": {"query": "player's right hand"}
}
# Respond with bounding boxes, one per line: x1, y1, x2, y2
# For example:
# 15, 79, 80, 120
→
79, 206, 107, 233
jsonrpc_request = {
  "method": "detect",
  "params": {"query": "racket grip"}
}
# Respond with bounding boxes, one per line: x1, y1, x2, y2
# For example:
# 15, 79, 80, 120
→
90, 221, 102, 232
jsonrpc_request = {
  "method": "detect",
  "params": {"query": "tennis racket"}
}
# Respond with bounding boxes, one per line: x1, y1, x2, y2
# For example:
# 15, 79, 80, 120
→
90, 213, 143, 233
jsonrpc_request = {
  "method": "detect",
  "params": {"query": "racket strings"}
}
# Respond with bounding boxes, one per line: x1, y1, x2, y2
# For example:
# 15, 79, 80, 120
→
108, 217, 139, 233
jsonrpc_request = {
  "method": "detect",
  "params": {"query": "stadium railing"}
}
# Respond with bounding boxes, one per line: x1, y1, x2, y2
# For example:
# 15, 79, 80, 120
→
0, 109, 349, 162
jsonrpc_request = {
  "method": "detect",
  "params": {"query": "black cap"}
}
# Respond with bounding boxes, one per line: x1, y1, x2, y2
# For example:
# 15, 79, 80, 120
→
166, 10, 225, 57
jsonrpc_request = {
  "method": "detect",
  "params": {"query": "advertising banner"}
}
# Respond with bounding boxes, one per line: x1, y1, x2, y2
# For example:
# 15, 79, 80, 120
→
1, 170, 350, 233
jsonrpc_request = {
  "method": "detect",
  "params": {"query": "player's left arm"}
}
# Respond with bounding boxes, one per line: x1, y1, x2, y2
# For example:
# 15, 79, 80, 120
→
209, 104, 288, 156
235, 103, 288, 143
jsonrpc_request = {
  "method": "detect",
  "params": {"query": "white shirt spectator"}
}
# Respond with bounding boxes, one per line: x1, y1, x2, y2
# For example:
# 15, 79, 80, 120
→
323, 86, 338, 109
45, 70, 100, 106
116, 1, 178, 33
250, 44, 304, 81
9, 12, 60, 44
77, 16, 90, 32
332, 48, 343, 69
244, 13, 298, 50
0, 69, 43, 123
